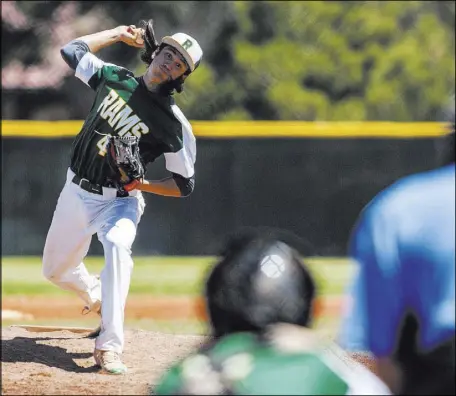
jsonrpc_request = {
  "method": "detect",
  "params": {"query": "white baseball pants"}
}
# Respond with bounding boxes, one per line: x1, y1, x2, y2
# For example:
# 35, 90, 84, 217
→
42, 168, 145, 353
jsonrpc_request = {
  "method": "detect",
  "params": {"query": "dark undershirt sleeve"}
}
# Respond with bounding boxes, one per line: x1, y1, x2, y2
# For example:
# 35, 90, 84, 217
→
172, 173, 195, 197
60, 40, 90, 70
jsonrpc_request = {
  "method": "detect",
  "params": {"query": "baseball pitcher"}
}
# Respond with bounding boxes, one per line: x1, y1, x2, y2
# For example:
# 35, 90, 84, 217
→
42, 19, 202, 374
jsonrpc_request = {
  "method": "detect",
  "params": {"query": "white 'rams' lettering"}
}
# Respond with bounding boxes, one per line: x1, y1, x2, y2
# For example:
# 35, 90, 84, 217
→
106, 97, 126, 127
130, 122, 149, 138
111, 105, 133, 131
96, 89, 150, 155
117, 115, 140, 136
98, 90, 119, 115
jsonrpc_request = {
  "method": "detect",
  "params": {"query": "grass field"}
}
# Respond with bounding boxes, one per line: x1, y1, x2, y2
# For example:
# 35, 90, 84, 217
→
1, 256, 355, 296
2, 256, 354, 336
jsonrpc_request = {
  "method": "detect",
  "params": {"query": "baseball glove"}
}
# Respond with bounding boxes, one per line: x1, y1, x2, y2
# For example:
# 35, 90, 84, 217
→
106, 135, 145, 191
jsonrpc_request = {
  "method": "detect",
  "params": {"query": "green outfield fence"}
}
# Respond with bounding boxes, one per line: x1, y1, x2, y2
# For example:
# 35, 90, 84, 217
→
1, 121, 448, 257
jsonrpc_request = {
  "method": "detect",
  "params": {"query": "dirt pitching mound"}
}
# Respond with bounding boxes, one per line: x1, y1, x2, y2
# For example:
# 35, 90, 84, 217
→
1, 326, 207, 395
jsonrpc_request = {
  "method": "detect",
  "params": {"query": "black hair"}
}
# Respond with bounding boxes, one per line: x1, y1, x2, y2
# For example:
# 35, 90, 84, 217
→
394, 312, 455, 395
205, 228, 317, 338
138, 19, 190, 96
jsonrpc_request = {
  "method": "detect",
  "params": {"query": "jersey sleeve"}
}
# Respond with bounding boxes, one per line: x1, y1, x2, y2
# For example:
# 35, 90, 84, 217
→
164, 104, 197, 179
338, 201, 405, 358
61, 40, 120, 91
75, 52, 106, 91
154, 364, 184, 395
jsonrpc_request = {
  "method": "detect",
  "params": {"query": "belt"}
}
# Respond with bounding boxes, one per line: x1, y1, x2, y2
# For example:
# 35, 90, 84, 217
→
72, 175, 129, 198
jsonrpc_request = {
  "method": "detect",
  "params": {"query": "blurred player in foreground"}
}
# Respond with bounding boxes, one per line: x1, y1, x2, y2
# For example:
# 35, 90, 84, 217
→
339, 98, 455, 394
153, 228, 391, 395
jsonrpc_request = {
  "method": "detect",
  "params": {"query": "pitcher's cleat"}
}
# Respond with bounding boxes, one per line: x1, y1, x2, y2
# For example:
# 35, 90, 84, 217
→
94, 349, 127, 375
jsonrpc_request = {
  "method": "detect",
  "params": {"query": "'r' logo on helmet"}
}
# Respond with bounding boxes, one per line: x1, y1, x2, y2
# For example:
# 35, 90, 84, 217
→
181, 39, 193, 50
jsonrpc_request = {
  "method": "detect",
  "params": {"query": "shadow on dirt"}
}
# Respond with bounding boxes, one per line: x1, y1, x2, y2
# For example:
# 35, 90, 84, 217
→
1, 337, 99, 373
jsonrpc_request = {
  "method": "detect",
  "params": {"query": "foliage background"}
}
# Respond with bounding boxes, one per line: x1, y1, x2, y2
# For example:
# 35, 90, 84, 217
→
2, 0, 455, 122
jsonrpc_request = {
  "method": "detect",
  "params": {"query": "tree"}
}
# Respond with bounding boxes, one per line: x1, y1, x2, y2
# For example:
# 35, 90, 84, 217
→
2, 1, 454, 121
196, 0, 455, 121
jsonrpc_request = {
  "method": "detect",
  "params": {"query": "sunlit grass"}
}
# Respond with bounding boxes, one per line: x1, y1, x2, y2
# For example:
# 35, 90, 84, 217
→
1, 256, 355, 297
2, 255, 350, 339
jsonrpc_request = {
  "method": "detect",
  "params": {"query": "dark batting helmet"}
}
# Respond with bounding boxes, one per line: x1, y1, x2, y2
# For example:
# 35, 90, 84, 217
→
204, 227, 316, 338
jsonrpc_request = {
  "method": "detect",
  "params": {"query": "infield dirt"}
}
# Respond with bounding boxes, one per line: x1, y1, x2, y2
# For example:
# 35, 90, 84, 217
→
1, 295, 344, 395
2, 326, 205, 395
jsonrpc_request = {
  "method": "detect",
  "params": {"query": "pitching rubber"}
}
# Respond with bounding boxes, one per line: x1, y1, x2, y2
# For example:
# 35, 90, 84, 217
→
10, 324, 95, 334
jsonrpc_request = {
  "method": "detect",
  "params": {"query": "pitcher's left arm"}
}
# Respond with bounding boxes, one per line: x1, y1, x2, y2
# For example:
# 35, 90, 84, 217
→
128, 103, 196, 198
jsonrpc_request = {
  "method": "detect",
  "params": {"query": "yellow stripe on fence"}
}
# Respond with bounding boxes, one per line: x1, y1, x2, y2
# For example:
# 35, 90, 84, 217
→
1, 120, 447, 138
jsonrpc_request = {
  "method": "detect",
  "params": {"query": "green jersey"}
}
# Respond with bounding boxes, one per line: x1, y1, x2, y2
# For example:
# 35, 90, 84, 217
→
70, 51, 196, 186
154, 326, 391, 395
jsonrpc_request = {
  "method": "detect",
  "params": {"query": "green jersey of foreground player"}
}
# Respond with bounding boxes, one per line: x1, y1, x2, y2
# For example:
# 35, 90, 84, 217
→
42, 21, 202, 375
154, 229, 391, 395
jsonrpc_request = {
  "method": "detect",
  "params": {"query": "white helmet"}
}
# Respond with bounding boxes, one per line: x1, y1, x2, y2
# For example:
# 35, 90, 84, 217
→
161, 32, 203, 72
